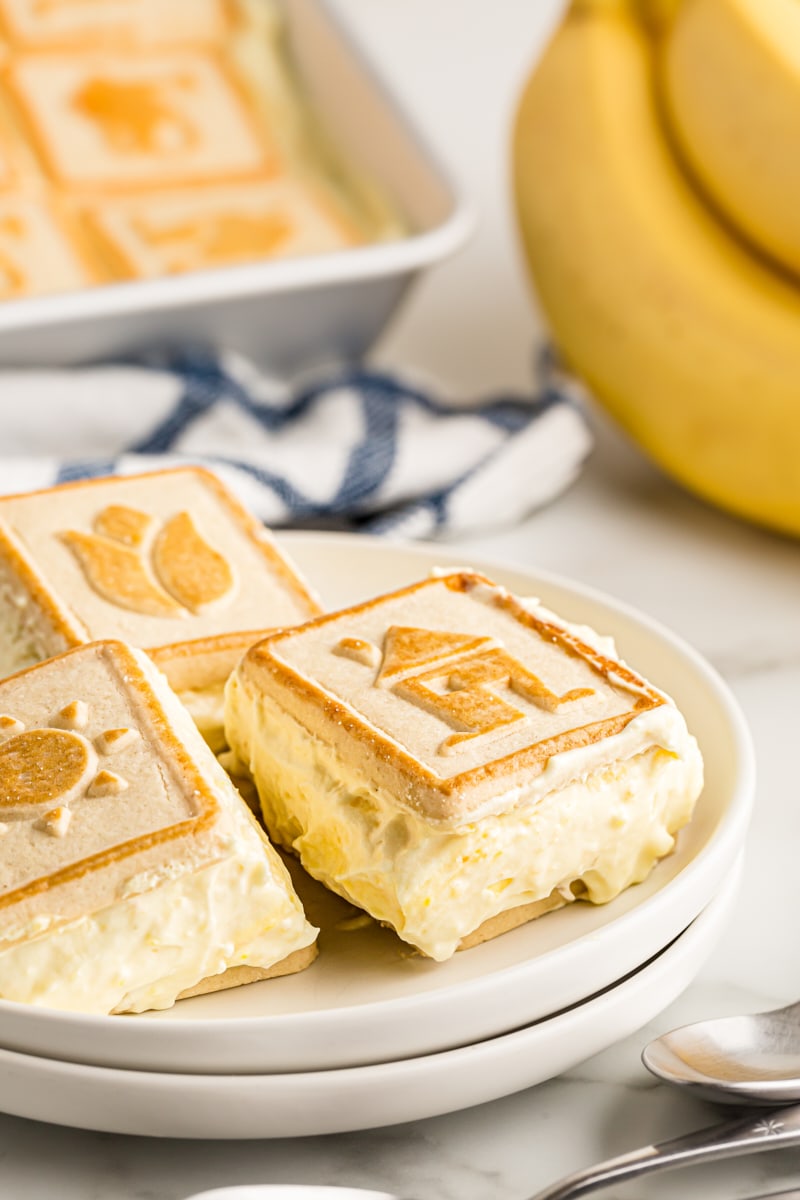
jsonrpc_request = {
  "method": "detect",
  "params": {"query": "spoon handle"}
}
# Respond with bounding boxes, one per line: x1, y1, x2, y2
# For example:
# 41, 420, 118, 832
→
527, 1104, 800, 1200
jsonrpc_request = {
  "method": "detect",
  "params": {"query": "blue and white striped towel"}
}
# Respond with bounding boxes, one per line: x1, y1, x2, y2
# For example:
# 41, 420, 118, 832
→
0, 350, 592, 538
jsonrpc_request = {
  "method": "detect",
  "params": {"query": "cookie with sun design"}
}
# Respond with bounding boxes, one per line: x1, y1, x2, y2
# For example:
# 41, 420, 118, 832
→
0, 640, 317, 1014
225, 571, 704, 961
0, 466, 321, 751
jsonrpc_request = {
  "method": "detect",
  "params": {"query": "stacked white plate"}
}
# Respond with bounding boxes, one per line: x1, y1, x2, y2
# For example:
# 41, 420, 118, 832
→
0, 537, 755, 1139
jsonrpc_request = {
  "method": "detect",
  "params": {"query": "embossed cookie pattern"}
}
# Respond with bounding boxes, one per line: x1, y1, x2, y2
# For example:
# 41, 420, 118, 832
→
0, 705, 139, 831
60, 504, 236, 618
9, 53, 274, 189
351, 625, 595, 756
0, 641, 224, 910
273, 575, 663, 783
84, 181, 361, 280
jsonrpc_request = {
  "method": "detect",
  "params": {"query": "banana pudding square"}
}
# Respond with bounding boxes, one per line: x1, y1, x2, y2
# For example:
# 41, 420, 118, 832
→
0, 0, 227, 48
225, 571, 704, 961
84, 179, 363, 280
0, 640, 317, 1012
0, 467, 321, 748
6, 50, 275, 190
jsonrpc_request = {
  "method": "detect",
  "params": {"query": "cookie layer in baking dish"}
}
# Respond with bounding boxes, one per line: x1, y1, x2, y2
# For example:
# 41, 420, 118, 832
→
0, 0, 403, 300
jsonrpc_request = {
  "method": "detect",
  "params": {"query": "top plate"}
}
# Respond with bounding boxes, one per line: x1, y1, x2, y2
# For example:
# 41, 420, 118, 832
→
0, 534, 754, 1074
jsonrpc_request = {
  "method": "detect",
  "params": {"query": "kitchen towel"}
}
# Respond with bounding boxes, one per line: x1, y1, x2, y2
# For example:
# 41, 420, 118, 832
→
0, 349, 592, 538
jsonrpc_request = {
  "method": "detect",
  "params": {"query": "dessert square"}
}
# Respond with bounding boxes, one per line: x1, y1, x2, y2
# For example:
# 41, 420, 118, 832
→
226, 571, 704, 960
0, 466, 321, 746
0, 0, 227, 49
0, 640, 317, 1012
7, 50, 275, 189
85, 179, 362, 280
0, 193, 94, 298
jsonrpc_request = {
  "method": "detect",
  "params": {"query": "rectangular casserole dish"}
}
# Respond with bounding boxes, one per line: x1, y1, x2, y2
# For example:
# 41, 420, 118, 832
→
0, 0, 471, 370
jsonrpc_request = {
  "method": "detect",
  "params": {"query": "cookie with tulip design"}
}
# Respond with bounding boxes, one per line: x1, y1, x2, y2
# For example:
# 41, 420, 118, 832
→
0, 640, 317, 1013
0, 466, 321, 748
225, 572, 704, 960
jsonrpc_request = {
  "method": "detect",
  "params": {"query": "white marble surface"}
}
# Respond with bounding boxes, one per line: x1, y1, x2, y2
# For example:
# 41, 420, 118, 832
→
3, 2, 800, 1198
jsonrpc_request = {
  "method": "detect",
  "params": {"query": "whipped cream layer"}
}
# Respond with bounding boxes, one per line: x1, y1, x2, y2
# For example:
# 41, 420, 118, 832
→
0, 787, 316, 1013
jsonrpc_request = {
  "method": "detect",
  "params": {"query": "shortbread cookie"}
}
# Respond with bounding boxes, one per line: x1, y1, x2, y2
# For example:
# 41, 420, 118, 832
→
7, 50, 275, 190
84, 178, 362, 280
225, 571, 704, 961
0, 467, 321, 746
0, 640, 317, 1012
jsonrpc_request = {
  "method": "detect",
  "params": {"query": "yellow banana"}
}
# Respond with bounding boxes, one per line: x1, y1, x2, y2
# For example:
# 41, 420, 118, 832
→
662, 0, 800, 276
635, 0, 684, 36
512, 0, 800, 535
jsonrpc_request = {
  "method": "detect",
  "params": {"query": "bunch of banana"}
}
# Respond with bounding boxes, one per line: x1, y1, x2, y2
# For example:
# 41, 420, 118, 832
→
513, 0, 800, 535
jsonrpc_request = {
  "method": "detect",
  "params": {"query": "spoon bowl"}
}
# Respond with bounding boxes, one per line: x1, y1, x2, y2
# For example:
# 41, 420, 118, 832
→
643, 1000, 800, 1105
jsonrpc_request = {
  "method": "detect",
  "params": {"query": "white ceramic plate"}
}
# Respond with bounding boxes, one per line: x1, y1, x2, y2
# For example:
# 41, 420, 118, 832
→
0, 536, 754, 1075
0, 864, 740, 1139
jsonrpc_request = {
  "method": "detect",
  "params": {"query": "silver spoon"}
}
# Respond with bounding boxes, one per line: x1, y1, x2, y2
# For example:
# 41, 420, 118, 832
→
643, 1000, 800, 1105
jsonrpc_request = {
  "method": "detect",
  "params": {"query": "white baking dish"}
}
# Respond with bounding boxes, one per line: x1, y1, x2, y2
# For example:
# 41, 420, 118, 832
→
0, 0, 472, 370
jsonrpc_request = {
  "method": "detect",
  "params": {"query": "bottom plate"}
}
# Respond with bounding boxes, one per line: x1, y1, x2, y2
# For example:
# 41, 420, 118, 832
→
0, 862, 740, 1139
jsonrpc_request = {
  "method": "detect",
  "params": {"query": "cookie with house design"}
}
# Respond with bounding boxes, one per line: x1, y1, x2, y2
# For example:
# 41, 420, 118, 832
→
0, 466, 321, 749
226, 571, 704, 960
0, 640, 317, 1013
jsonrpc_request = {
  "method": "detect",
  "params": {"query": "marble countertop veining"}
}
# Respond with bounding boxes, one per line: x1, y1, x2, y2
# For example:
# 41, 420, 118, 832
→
2, 2, 800, 1198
